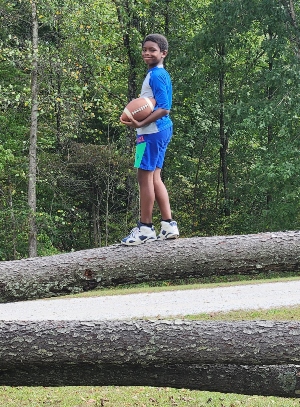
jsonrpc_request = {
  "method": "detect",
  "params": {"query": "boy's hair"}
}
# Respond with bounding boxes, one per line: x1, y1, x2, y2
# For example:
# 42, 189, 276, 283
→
142, 34, 168, 51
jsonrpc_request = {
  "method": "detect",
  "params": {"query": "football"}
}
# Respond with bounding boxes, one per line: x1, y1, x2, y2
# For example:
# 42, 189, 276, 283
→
121, 97, 156, 122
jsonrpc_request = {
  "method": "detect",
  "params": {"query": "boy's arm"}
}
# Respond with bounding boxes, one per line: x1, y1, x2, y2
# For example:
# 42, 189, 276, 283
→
120, 107, 169, 128
120, 70, 171, 128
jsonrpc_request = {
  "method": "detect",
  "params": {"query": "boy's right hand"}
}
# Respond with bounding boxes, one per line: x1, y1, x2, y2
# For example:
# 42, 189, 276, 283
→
120, 116, 141, 128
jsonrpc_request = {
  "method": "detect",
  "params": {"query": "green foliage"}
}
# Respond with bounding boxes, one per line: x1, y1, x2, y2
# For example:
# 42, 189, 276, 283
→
35, 142, 135, 252
167, 0, 300, 236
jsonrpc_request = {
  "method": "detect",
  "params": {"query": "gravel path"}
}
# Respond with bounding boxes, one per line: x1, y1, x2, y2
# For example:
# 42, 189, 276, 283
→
0, 280, 299, 321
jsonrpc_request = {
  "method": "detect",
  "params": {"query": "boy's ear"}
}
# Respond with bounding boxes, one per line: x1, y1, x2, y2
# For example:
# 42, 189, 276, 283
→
162, 50, 168, 58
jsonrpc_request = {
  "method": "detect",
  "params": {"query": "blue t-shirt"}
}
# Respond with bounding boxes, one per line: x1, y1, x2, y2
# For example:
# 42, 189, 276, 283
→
137, 64, 173, 135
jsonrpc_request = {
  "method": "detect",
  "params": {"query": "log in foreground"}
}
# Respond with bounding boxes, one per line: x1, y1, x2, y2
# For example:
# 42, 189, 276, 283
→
1, 319, 300, 397
0, 230, 300, 302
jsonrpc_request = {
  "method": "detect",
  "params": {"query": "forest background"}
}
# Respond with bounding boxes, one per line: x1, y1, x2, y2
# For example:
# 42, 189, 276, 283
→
0, 0, 299, 260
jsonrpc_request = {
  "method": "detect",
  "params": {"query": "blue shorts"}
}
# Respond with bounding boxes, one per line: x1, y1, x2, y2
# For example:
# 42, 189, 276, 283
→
134, 126, 173, 171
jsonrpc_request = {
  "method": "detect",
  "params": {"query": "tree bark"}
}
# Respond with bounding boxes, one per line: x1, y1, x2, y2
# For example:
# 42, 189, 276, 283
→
0, 320, 300, 397
217, 42, 230, 216
28, 0, 39, 257
0, 230, 299, 302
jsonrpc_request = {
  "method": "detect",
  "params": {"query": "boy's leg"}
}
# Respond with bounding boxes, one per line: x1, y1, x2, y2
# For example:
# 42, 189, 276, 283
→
121, 168, 156, 245
138, 168, 155, 224
153, 168, 172, 220
153, 168, 179, 240
138, 167, 173, 222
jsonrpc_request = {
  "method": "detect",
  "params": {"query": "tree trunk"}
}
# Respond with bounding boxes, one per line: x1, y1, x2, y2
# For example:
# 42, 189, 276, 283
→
8, 182, 18, 260
217, 42, 230, 216
0, 230, 299, 303
0, 320, 300, 397
28, 0, 39, 258
113, 0, 139, 151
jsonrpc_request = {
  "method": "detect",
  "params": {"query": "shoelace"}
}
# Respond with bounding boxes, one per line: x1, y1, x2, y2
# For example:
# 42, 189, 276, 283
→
129, 226, 139, 237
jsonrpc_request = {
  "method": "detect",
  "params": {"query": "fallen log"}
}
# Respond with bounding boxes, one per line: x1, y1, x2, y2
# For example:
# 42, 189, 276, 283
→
0, 320, 300, 397
0, 230, 299, 302
2, 362, 300, 397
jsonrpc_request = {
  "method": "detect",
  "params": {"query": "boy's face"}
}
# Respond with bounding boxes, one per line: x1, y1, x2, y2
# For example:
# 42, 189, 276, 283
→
142, 41, 167, 68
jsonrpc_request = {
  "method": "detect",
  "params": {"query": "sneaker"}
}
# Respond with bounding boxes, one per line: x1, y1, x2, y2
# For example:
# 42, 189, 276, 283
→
157, 220, 179, 240
121, 221, 157, 246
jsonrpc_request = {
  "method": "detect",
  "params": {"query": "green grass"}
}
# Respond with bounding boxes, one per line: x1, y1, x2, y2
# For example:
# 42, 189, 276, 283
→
1, 386, 300, 407
182, 275, 300, 322
185, 304, 300, 321
2, 273, 300, 406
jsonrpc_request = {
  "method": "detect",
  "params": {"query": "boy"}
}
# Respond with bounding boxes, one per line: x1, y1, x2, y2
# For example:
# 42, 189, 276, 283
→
120, 33, 179, 246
